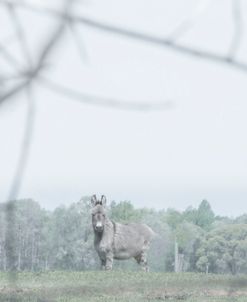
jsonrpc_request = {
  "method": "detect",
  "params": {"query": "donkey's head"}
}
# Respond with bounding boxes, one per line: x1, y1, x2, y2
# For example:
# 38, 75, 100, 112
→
91, 195, 107, 233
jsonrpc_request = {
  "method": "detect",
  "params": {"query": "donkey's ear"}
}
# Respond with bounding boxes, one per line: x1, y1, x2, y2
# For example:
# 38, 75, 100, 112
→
91, 195, 97, 206
101, 195, 107, 206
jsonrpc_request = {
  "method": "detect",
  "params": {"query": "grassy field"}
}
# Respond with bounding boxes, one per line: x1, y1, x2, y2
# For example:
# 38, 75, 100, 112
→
0, 271, 247, 302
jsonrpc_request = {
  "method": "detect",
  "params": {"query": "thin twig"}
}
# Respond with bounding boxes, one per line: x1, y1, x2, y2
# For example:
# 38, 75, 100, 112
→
0, 40, 22, 70
167, 0, 212, 42
0, 77, 31, 105
228, 0, 243, 59
5, 2, 33, 67
74, 15, 247, 73
68, 22, 89, 64
0, 71, 29, 84
38, 76, 173, 111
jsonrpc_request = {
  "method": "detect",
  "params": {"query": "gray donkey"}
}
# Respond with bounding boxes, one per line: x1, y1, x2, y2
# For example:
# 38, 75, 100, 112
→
91, 194, 155, 271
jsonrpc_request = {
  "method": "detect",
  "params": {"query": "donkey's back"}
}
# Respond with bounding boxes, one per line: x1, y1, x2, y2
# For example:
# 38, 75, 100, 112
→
113, 222, 155, 262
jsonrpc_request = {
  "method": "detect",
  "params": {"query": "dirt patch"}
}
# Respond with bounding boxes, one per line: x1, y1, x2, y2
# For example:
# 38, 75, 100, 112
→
145, 289, 191, 301
145, 288, 247, 301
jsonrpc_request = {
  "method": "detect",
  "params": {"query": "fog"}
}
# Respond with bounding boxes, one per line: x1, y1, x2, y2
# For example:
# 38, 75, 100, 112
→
0, 0, 247, 217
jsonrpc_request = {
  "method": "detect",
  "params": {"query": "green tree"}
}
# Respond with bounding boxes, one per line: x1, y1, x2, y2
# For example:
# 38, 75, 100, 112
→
196, 224, 247, 274
110, 201, 136, 223
165, 208, 184, 229
176, 222, 204, 271
196, 200, 215, 229
183, 200, 215, 230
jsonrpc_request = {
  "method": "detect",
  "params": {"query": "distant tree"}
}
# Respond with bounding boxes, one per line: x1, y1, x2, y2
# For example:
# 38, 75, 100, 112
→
196, 224, 247, 274
196, 200, 215, 229
0, 204, 7, 270
234, 214, 247, 224
110, 201, 136, 223
175, 222, 204, 271
183, 200, 215, 230
165, 208, 184, 230
51, 198, 97, 270
1, 197, 246, 273
141, 209, 173, 272
0, 199, 49, 271
183, 206, 198, 224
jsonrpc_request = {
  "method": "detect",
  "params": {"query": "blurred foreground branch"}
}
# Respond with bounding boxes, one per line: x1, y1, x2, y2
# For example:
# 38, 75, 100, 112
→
2, 0, 247, 76
38, 76, 173, 111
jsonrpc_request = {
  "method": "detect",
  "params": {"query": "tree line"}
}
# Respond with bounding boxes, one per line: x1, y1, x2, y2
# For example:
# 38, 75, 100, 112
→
0, 197, 247, 274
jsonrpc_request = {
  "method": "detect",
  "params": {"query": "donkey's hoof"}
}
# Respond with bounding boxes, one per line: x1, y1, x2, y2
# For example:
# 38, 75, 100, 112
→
105, 266, 112, 271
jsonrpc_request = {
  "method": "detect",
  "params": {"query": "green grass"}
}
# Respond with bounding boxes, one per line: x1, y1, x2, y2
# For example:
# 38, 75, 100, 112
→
0, 271, 247, 302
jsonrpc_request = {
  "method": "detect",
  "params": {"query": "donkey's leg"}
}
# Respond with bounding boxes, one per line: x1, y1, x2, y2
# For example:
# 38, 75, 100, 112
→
101, 258, 106, 270
135, 252, 149, 272
105, 251, 113, 270
140, 252, 149, 272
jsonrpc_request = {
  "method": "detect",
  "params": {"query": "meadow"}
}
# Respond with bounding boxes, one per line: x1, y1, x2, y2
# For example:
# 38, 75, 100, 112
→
0, 271, 247, 302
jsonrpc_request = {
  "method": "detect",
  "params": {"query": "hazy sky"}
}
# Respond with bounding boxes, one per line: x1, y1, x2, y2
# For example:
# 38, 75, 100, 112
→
1, 0, 247, 216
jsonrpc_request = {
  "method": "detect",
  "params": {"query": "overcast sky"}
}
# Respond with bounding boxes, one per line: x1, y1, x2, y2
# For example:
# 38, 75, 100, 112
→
0, 0, 247, 217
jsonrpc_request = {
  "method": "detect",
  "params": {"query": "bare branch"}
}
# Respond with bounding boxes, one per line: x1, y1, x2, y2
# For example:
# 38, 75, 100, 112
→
167, 0, 212, 42
4, 1, 247, 75
0, 0, 72, 105
38, 76, 173, 111
76, 16, 247, 73
0, 71, 28, 84
0, 77, 31, 105
5, 1, 33, 67
0, 40, 22, 70
228, 0, 243, 59
68, 22, 89, 64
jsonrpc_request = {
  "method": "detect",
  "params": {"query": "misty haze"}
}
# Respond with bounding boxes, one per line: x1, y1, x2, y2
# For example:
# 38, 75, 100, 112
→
1, 0, 247, 301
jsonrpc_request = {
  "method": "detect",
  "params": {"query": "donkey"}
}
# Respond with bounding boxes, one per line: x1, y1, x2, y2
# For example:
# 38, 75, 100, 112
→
91, 194, 155, 271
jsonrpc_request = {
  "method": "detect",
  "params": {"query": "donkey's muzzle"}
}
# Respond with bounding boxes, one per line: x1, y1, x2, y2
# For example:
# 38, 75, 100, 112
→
95, 222, 104, 232
95, 226, 103, 232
